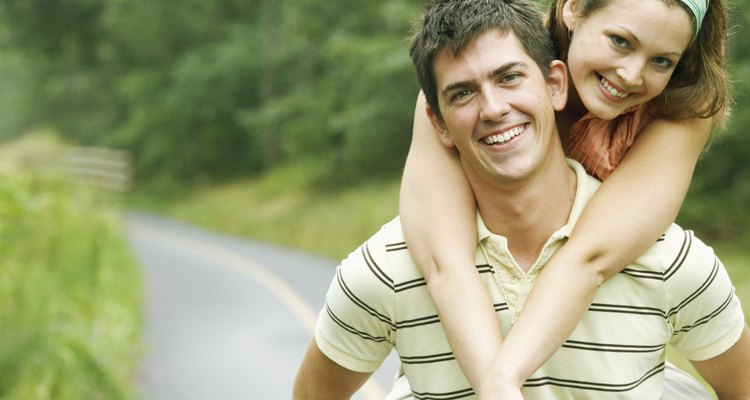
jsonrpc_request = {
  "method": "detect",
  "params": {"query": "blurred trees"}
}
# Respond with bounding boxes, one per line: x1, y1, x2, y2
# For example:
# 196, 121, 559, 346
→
0, 0, 420, 185
0, 0, 747, 242
677, 5, 750, 244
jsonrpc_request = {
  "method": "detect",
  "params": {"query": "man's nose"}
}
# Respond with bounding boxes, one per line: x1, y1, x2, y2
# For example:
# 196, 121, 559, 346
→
479, 89, 511, 121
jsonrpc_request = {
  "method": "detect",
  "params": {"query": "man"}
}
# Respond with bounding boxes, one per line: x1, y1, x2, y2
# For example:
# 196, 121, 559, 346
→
293, 0, 750, 398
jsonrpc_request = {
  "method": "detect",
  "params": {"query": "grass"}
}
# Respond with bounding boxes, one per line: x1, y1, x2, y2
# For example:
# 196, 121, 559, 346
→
0, 172, 142, 399
130, 163, 402, 260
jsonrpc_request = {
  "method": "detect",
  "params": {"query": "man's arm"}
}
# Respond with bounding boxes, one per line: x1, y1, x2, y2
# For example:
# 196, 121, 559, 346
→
293, 338, 373, 400
691, 325, 750, 399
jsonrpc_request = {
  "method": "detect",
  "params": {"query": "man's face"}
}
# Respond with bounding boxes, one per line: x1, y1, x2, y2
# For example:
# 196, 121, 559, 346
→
428, 29, 567, 187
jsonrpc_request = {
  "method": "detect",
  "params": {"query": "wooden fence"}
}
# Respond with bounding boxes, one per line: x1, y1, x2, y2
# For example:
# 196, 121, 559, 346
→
26, 147, 133, 192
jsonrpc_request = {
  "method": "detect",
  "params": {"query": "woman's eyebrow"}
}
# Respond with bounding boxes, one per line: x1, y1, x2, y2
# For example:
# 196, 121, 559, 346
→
614, 25, 683, 56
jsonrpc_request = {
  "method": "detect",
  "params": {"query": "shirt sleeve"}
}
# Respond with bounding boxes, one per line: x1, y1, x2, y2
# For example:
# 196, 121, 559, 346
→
664, 228, 746, 361
314, 223, 398, 373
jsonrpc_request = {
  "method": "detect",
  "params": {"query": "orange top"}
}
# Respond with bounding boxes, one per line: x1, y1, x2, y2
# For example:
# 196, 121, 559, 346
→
564, 106, 653, 181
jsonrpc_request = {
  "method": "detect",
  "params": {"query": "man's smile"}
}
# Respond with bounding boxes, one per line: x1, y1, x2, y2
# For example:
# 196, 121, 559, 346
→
481, 123, 529, 145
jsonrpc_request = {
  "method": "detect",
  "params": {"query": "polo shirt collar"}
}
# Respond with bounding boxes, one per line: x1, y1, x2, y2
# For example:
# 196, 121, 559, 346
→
476, 158, 601, 245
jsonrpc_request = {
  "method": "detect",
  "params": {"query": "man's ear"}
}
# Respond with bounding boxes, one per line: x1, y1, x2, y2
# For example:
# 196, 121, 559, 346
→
547, 60, 569, 112
562, 0, 577, 31
426, 105, 455, 148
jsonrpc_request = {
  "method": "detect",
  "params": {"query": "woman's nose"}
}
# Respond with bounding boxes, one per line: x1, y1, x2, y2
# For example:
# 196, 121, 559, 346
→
616, 58, 645, 88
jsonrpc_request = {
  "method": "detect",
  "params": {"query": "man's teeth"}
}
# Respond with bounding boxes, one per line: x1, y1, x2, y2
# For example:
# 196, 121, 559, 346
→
600, 77, 629, 99
483, 125, 525, 145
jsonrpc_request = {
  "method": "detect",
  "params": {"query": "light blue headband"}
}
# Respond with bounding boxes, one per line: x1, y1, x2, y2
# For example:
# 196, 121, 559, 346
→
678, 0, 709, 36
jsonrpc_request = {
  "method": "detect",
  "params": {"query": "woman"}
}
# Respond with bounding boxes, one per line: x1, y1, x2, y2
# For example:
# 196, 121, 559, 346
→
399, 0, 730, 397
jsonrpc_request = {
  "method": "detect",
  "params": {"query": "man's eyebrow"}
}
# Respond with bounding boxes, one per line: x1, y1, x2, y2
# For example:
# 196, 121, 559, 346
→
489, 61, 528, 79
440, 61, 529, 99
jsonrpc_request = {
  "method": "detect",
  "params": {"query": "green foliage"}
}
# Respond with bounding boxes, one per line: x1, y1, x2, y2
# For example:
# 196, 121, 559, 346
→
142, 161, 401, 259
0, 0, 748, 241
0, 0, 422, 186
679, 130, 750, 245
0, 174, 142, 399
677, 5, 750, 245
111, 24, 266, 183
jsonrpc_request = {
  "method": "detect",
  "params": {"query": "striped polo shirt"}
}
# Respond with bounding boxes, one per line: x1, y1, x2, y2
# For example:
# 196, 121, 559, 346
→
315, 160, 746, 399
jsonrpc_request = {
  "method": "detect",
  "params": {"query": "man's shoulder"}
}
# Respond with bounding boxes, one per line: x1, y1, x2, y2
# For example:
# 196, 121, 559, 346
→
358, 216, 407, 254
341, 216, 419, 278
632, 223, 718, 277
645, 225, 745, 362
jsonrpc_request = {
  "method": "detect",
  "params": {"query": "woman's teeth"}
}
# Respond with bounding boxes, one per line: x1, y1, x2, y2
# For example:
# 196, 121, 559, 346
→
483, 125, 525, 145
600, 77, 629, 99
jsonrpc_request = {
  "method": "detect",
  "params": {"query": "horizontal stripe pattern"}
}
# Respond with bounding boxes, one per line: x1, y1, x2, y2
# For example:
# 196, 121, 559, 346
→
317, 211, 743, 398
411, 387, 475, 400
325, 304, 390, 343
620, 230, 692, 280
524, 363, 665, 392
561, 340, 665, 353
336, 268, 394, 328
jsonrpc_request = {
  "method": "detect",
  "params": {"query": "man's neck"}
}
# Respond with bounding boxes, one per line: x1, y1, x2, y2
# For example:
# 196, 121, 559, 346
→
473, 155, 577, 271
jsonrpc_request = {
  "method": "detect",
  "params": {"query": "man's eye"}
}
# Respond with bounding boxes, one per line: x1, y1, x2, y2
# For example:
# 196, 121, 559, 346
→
501, 73, 521, 83
451, 89, 472, 102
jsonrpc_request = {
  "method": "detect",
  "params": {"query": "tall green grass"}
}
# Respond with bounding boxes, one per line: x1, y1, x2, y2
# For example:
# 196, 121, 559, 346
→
0, 173, 141, 399
133, 162, 402, 260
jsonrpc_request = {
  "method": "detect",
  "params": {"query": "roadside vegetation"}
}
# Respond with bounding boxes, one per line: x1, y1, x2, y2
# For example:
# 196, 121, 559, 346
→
0, 139, 141, 399
128, 161, 401, 260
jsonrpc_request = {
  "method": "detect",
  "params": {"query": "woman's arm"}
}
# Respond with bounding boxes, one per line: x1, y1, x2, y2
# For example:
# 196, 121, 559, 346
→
400, 92, 505, 390
481, 116, 714, 392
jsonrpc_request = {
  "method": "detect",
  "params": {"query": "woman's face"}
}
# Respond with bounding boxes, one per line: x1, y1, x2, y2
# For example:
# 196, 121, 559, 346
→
563, 0, 693, 120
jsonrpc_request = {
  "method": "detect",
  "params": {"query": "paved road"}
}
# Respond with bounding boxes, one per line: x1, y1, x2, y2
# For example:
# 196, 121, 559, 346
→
127, 213, 399, 400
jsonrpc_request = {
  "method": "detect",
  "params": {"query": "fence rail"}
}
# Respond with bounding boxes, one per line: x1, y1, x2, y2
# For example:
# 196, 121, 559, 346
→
25, 147, 133, 192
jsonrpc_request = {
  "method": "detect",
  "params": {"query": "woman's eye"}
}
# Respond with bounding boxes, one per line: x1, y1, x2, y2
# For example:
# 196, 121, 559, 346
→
652, 57, 673, 69
610, 35, 628, 48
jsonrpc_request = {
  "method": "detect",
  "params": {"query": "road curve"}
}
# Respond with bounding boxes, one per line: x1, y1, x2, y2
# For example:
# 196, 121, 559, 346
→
126, 213, 399, 400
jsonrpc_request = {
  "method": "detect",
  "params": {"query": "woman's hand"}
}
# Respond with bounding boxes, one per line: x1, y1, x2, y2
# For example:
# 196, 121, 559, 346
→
477, 370, 527, 400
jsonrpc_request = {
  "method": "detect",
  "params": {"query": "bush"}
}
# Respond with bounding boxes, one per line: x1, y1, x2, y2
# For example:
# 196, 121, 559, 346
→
0, 173, 142, 399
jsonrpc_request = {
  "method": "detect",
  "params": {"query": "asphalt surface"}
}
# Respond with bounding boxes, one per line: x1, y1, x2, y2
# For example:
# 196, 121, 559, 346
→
126, 213, 399, 400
